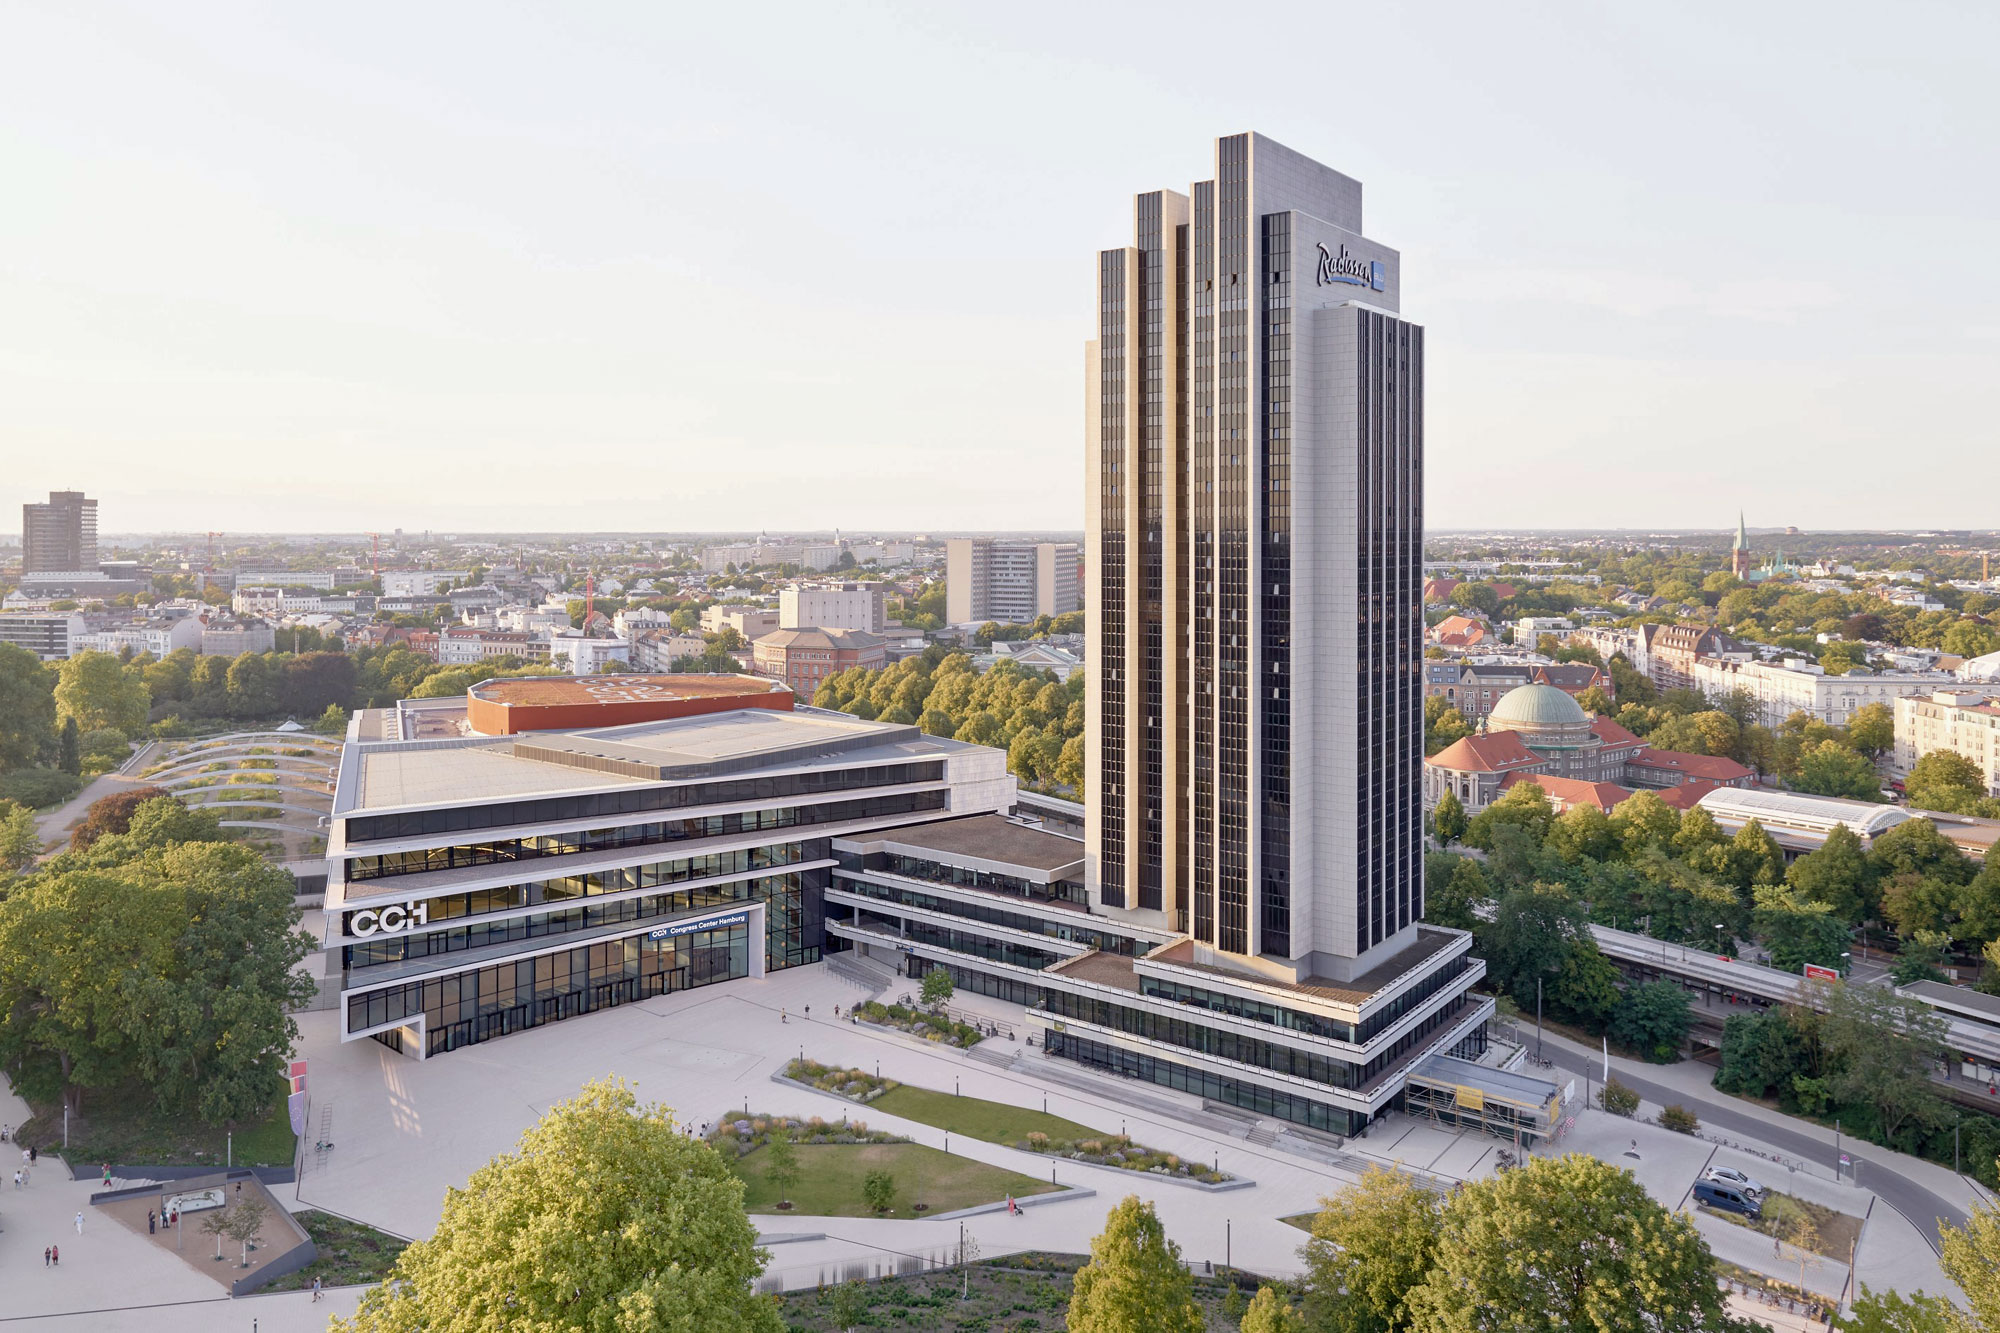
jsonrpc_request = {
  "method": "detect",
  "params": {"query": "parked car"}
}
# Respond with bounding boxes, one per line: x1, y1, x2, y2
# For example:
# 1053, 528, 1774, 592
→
1694, 1180, 1763, 1218
1703, 1165, 1765, 1197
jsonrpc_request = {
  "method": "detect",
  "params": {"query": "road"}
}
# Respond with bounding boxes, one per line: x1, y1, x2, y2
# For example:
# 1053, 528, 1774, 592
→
1543, 1045, 1968, 1252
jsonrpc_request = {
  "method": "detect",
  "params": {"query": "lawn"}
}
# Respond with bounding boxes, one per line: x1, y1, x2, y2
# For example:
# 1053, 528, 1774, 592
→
261, 1211, 409, 1291
870, 1085, 1103, 1146
731, 1141, 1057, 1218
1704, 1190, 1861, 1261
18, 1090, 297, 1169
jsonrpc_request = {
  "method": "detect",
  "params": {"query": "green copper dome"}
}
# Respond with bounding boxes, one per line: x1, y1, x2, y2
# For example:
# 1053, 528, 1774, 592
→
1488, 683, 1588, 731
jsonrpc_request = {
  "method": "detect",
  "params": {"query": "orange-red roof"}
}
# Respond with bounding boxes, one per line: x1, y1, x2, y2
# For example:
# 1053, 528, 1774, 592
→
1428, 731, 1545, 773
1589, 715, 1643, 746
1500, 773, 1633, 813
1653, 780, 1730, 809
1627, 748, 1752, 782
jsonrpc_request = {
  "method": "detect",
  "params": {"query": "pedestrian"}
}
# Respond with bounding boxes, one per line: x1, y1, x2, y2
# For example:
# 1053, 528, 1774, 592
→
102, 1163, 111, 1188
170, 1206, 178, 1228
312, 1275, 323, 1302
44, 1246, 50, 1266
52, 1244, 58, 1266
833, 1003, 841, 1019
804, 1005, 810, 1020
12, 1169, 20, 1190
29, 1145, 37, 1164
780, 1008, 787, 1023
235, 1180, 243, 1199
148, 1209, 156, 1234
74, 1210, 84, 1234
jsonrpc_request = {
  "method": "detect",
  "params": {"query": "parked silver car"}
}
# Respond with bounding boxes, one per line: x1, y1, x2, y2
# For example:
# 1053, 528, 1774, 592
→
1703, 1165, 1765, 1196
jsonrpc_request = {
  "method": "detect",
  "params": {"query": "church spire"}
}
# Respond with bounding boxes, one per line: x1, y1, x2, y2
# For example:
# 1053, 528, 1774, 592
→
1733, 510, 1749, 551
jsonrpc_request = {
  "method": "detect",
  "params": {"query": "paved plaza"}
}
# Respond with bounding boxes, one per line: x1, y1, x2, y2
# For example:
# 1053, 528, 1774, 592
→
0, 960, 1981, 1327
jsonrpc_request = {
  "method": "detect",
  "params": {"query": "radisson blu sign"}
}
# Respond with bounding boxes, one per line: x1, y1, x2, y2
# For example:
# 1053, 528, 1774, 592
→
1316, 242, 1385, 292
649, 909, 750, 941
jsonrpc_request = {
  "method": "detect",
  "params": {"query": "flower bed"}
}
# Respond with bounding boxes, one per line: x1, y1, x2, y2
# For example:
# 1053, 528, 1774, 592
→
705, 1111, 908, 1156
784, 1058, 900, 1103
856, 1000, 984, 1049
1018, 1131, 1232, 1184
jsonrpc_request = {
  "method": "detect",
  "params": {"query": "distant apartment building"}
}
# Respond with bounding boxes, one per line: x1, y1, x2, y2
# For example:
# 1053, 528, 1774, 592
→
845, 541, 915, 566
700, 605, 780, 639
231, 569, 339, 590
701, 542, 841, 574
22, 490, 97, 575
780, 582, 886, 634
1566, 626, 1650, 675
547, 633, 633, 674
1425, 661, 1611, 725
76, 616, 203, 659
944, 539, 1080, 625
380, 571, 469, 599
1896, 691, 2000, 797
233, 587, 327, 617
437, 627, 552, 666
201, 617, 276, 656
1648, 626, 1746, 692
0, 611, 87, 661
752, 627, 887, 698
629, 629, 710, 672
1690, 656, 1952, 729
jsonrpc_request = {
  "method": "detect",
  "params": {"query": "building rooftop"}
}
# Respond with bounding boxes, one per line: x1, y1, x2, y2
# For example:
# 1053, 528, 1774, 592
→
1406, 1053, 1561, 1112
1046, 950, 1143, 993
470, 673, 781, 709
1427, 731, 1543, 774
1147, 927, 1463, 1009
1489, 683, 1587, 730
337, 705, 974, 819
1695, 787, 1910, 838
868, 814, 1084, 876
1899, 980, 2000, 1024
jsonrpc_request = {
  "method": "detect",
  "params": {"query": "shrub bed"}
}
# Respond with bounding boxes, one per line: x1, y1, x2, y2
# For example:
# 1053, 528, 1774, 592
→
857, 999, 984, 1049
783, 1057, 899, 1103
703, 1110, 907, 1156
1017, 1130, 1232, 1184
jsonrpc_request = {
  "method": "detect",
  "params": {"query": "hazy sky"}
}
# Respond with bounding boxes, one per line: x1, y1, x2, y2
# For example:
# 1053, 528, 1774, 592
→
2, 2, 1994, 536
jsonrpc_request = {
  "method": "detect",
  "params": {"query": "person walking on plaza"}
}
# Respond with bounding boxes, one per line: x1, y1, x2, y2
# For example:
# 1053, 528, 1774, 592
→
43, 1246, 50, 1266
148, 1209, 156, 1234
51, 1244, 59, 1265
101, 1163, 111, 1188
780, 1008, 787, 1023
312, 1275, 323, 1302
74, 1210, 84, 1234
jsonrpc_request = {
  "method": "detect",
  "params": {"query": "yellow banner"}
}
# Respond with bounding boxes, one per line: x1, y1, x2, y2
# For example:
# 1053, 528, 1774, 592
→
1455, 1085, 1485, 1111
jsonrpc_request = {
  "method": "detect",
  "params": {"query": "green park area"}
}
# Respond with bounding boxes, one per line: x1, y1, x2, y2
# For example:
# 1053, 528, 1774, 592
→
24, 1093, 297, 1170
263, 1211, 411, 1291
731, 1140, 1057, 1219
869, 1084, 1102, 1145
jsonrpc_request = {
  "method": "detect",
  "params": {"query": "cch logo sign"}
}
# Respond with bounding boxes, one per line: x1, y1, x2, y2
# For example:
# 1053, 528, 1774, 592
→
1315, 242, 1385, 292
350, 901, 431, 937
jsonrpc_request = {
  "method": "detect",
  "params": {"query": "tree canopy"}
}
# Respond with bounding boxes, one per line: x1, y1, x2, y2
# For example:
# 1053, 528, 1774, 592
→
334, 1077, 783, 1333
1065, 1196, 1204, 1333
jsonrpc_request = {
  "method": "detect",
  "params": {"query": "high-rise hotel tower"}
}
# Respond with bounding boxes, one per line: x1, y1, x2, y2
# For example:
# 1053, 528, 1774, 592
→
1087, 133, 1467, 996
818, 133, 1491, 1137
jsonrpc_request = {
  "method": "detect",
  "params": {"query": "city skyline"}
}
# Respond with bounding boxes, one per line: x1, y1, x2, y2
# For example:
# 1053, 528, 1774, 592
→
3, 2, 1994, 534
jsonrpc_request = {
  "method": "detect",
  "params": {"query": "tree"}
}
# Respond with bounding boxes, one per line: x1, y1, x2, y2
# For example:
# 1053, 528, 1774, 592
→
1754, 890, 1852, 974
1795, 740, 1882, 800
1598, 1077, 1640, 1117
0, 840, 310, 1120
1940, 1192, 2000, 1333
863, 1169, 897, 1215
1547, 941, 1624, 1032
281, 651, 356, 718
1609, 980, 1694, 1062
1728, 820, 1788, 891
1300, 1166, 1439, 1333
1479, 883, 1593, 1011
56, 717, 81, 775
1241, 1285, 1305, 1333
1659, 1104, 1700, 1134
333, 1078, 782, 1333
68, 785, 172, 850
316, 703, 350, 736
1065, 1195, 1204, 1333
1907, 750, 1993, 815
200, 1206, 232, 1261
1870, 818, 1974, 889
920, 966, 954, 1010
1463, 781, 1555, 851
829, 1279, 869, 1333
0, 643, 59, 770
764, 1129, 800, 1209
1610, 791, 1681, 857
1835, 1285, 1957, 1333
1847, 703, 1896, 761
55, 650, 150, 737
1815, 978, 1950, 1142
1431, 790, 1467, 846
225, 1198, 269, 1267
224, 652, 279, 719
1788, 824, 1874, 923
1944, 621, 2000, 661
0, 802, 39, 875
1423, 855, 1490, 933
1545, 802, 1615, 864
1401, 1154, 1750, 1333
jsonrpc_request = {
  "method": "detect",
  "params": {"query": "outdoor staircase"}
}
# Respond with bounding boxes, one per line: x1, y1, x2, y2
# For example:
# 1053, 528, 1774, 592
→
826, 951, 896, 997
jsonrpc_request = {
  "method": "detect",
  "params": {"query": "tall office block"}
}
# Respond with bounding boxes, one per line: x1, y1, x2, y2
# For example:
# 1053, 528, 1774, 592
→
946, 539, 1081, 626
22, 490, 98, 574
1089, 133, 1434, 987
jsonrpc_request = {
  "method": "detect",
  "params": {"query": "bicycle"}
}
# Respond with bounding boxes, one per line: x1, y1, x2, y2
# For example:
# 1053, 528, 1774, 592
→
315, 1140, 336, 1152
